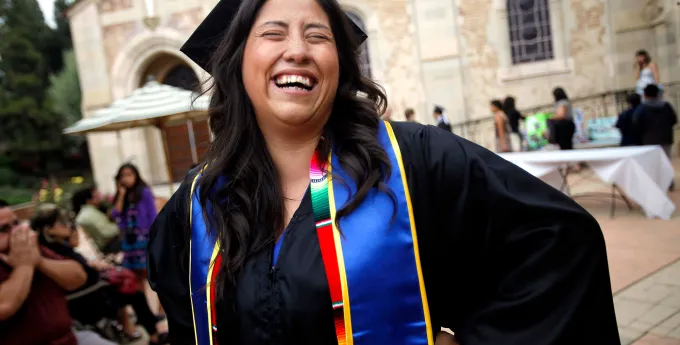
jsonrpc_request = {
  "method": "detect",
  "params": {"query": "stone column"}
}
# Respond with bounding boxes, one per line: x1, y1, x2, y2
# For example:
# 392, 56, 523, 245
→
69, 0, 120, 195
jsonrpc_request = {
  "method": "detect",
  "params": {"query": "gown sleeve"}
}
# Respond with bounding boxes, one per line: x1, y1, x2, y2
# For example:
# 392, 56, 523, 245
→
147, 174, 196, 345
413, 126, 620, 344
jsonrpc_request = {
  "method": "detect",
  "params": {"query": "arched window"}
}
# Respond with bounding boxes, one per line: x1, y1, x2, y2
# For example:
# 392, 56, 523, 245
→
163, 65, 200, 92
345, 11, 372, 79
507, 0, 554, 64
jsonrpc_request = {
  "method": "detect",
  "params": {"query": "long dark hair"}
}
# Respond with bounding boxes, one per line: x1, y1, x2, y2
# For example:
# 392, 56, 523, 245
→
72, 186, 95, 215
197, 0, 393, 295
30, 204, 73, 246
636, 49, 651, 65
490, 99, 503, 111
553, 87, 569, 103
114, 163, 149, 211
503, 96, 517, 113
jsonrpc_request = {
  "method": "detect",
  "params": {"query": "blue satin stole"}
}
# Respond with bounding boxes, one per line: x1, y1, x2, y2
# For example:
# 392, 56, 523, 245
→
188, 120, 432, 345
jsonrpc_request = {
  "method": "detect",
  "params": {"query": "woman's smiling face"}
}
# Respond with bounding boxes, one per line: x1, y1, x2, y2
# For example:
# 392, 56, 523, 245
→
242, 0, 340, 131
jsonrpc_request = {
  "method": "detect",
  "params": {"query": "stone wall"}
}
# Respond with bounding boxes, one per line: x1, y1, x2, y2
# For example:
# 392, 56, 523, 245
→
611, 0, 679, 89
341, 0, 427, 123
454, 0, 611, 123
68, 0, 680, 191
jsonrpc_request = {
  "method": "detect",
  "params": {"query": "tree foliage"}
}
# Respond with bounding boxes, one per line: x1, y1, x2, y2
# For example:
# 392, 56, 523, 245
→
53, 0, 72, 50
0, 0, 70, 157
49, 50, 81, 127
0, 0, 55, 152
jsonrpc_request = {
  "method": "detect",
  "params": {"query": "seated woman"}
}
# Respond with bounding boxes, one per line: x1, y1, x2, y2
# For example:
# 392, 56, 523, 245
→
72, 186, 122, 255
30, 204, 168, 345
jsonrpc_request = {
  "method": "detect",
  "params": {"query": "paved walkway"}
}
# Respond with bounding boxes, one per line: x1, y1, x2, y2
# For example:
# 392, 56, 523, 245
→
570, 158, 680, 345
572, 158, 680, 294
616, 259, 680, 345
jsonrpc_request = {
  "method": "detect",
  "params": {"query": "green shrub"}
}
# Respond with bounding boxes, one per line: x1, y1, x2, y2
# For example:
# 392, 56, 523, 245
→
0, 167, 19, 185
0, 187, 34, 206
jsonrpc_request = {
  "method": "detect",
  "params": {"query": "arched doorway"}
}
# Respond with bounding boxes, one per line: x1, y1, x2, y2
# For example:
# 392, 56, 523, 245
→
164, 65, 200, 91
139, 53, 210, 183
345, 11, 372, 79
137, 53, 200, 91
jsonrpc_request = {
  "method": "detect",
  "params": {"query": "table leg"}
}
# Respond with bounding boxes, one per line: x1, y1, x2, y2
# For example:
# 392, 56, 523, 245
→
559, 167, 571, 196
614, 184, 634, 211
610, 184, 616, 218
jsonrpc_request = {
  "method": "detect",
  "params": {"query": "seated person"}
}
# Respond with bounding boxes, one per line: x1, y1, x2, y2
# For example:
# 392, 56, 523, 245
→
31, 204, 169, 345
0, 199, 87, 345
72, 187, 121, 254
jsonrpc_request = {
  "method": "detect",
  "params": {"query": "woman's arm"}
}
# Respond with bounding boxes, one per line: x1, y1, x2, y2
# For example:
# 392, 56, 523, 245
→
417, 127, 619, 344
494, 115, 508, 152
36, 257, 88, 291
552, 104, 566, 120
112, 192, 125, 219
148, 175, 196, 345
651, 62, 660, 83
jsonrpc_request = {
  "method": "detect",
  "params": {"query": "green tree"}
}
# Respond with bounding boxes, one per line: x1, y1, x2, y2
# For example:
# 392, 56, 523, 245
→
48, 50, 81, 127
0, 0, 64, 155
44, 0, 75, 73
53, 0, 72, 50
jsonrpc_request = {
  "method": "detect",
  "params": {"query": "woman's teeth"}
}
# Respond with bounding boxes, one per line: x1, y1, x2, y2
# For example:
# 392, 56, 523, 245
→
275, 75, 315, 91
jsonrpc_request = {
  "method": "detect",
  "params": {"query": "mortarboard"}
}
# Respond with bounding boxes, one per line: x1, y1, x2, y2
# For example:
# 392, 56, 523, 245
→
181, 0, 369, 73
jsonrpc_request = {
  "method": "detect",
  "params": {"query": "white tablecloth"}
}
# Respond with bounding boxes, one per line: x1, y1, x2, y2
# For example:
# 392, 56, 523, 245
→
499, 146, 676, 220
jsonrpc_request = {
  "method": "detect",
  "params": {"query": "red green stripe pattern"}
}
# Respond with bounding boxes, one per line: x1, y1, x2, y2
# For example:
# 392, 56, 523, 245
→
310, 151, 347, 344
209, 253, 222, 341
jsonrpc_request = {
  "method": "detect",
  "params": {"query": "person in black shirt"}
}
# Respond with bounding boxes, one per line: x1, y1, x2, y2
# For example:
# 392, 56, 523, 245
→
405, 108, 418, 123
634, 84, 677, 190
615, 93, 642, 146
503, 96, 525, 151
433, 105, 452, 132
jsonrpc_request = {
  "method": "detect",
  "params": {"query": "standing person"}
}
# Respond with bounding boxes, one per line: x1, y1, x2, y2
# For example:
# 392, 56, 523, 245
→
404, 108, 418, 123
72, 186, 121, 255
381, 107, 392, 121
148, 1, 620, 344
615, 93, 643, 147
503, 96, 525, 151
491, 100, 512, 153
550, 87, 576, 150
433, 105, 451, 131
634, 84, 677, 191
112, 164, 158, 292
635, 50, 661, 96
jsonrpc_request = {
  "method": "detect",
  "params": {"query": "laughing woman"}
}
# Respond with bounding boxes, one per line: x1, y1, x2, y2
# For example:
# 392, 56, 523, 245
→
147, 0, 620, 344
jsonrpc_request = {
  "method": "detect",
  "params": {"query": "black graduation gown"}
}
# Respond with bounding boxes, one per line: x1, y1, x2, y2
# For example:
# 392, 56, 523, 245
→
148, 122, 620, 345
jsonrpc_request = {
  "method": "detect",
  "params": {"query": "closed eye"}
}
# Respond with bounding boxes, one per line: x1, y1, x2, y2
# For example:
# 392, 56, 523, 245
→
262, 31, 285, 38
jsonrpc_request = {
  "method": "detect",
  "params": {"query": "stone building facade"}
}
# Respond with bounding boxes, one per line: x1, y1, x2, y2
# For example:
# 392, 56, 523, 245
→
67, 0, 680, 195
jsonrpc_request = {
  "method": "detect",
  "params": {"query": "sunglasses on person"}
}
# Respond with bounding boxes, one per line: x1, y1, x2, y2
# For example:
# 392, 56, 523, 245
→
0, 219, 21, 233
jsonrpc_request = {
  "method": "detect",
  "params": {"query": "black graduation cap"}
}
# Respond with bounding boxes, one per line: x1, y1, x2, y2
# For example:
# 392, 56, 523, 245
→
434, 105, 445, 114
181, 0, 369, 73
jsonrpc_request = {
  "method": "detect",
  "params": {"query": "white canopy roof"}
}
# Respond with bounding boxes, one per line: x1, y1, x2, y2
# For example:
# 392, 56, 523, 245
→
64, 80, 210, 135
